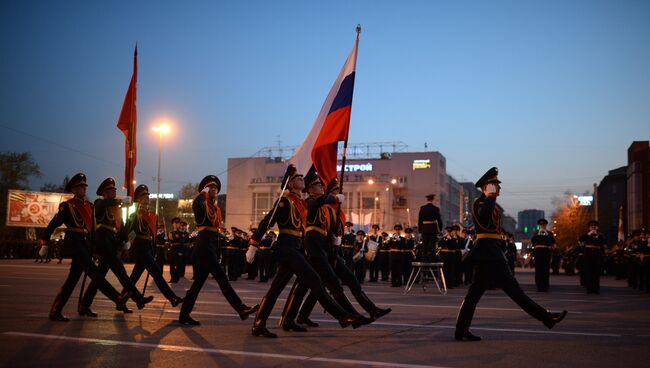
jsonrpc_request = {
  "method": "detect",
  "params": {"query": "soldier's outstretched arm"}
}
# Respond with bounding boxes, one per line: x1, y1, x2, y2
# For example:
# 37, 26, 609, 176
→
42, 202, 68, 242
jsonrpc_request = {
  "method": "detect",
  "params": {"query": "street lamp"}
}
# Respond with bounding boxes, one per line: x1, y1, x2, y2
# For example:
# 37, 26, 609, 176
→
152, 123, 171, 217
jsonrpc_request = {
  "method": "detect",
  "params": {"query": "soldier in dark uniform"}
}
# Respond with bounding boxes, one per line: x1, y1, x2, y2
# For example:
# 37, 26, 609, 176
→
168, 217, 185, 283
224, 228, 241, 281
291, 177, 391, 328
154, 223, 167, 274
178, 221, 190, 279
178, 175, 258, 325
418, 194, 442, 262
279, 172, 373, 332
402, 227, 416, 285
40, 173, 129, 321
353, 230, 367, 284
578, 220, 607, 294
123, 184, 184, 311
244, 229, 258, 280
257, 230, 274, 282
505, 232, 518, 274
341, 221, 356, 270
455, 167, 567, 341
389, 224, 405, 287
367, 224, 382, 282
440, 226, 462, 288
79, 177, 153, 317
379, 231, 391, 281
460, 228, 475, 285
247, 165, 371, 338
531, 219, 556, 292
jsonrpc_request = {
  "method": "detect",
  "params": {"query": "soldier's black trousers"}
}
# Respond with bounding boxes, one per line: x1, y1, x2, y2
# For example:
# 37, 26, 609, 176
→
127, 240, 177, 302
254, 235, 355, 329
181, 231, 245, 317
368, 254, 379, 282
257, 252, 269, 281
456, 259, 548, 332
582, 249, 602, 293
51, 233, 120, 313
534, 248, 552, 291
81, 229, 144, 308
169, 245, 186, 282
299, 254, 379, 320
379, 251, 390, 280
390, 252, 402, 286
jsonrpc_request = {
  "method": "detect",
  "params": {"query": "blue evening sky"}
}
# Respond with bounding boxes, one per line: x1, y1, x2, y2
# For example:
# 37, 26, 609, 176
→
1, 0, 649, 218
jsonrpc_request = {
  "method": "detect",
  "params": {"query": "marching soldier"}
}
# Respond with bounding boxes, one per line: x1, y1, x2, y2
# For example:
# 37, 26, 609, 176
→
179, 175, 258, 325
418, 194, 442, 262
578, 220, 606, 294
41, 173, 129, 321
367, 224, 383, 282
178, 221, 190, 279
279, 172, 373, 332
123, 184, 184, 310
455, 167, 567, 341
460, 228, 475, 285
246, 165, 371, 338
389, 224, 405, 287
79, 177, 154, 317
440, 225, 463, 288
292, 177, 391, 327
531, 219, 555, 292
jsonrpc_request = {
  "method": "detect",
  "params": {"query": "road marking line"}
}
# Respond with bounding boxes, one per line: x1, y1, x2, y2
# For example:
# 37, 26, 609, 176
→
2, 331, 449, 368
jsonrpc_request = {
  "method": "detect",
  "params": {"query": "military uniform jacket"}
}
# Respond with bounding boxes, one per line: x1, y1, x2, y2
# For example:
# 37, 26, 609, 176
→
418, 203, 442, 235
43, 197, 94, 244
193, 192, 222, 232
579, 233, 606, 252
125, 208, 157, 245
471, 194, 507, 262
304, 195, 337, 246
170, 230, 183, 246
253, 192, 307, 242
531, 232, 555, 251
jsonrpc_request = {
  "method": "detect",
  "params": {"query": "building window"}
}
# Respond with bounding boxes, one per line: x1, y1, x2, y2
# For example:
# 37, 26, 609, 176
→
252, 192, 271, 224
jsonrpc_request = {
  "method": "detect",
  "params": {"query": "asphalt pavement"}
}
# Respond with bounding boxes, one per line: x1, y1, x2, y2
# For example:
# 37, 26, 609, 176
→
1, 259, 649, 368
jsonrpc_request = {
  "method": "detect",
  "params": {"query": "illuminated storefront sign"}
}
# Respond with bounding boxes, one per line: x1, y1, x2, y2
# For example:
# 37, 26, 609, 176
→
149, 193, 175, 199
412, 159, 431, 170
336, 163, 373, 172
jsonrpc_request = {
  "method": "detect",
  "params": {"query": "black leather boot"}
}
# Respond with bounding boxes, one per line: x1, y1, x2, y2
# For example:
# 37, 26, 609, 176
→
49, 294, 69, 321
238, 304, 259, 321
282, 320, 308, 332
170, 296, 184, 308
137, 296, 154, 310
296, 316, 319, 327
454, 330, 482, 341
178, 314, 201, 326
77, 306, 98, 317
352, 288, 392, 319
369, 307, 392, 319
251, 297, 277, 338
543, 310, 568, 329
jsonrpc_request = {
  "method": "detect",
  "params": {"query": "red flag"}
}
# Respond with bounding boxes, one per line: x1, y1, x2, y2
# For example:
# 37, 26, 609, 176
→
117, 46, 137, 197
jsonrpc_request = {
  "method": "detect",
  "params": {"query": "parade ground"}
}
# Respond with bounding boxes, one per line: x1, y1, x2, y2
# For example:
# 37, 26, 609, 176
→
1, 260, 649, 368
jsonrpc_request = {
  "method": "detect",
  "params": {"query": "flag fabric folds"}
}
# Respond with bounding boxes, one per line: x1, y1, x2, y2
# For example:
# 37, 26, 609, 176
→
117, 47, 138, 197
290, 37, 359, 183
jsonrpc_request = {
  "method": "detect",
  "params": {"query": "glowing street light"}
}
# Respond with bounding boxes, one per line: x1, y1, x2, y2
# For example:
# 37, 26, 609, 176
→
367, 179, 374, 185
152, 122, 171, 217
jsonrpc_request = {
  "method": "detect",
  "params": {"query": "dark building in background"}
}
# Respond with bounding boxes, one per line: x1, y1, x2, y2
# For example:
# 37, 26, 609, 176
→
627, 141, 650, 232
597, 166, 627, 245
518, 209, 545, 237
501, 212, 517, 235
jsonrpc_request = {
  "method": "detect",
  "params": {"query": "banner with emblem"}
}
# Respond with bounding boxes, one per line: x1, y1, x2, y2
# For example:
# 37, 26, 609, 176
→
5, 190, 73, 227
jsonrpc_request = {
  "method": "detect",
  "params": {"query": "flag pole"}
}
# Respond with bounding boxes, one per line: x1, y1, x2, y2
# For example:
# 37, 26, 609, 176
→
338, 24, 360, 194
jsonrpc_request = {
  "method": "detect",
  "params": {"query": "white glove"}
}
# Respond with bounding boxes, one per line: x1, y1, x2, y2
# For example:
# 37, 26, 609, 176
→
246, 245, 258, 263
335, 194, 345, 203
588, 230, 597, 236
201, 186, 210, 194
393, 233, 401, 240
123, 241, 131, 250
484, 184, 498, 196
332, 236, 342, 246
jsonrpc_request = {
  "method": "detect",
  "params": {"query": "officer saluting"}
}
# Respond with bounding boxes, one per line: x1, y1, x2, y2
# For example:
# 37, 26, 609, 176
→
455, 167, 567, 341
41, 173, 128, 321
531, 218, 556, 292
418, 194, 442, 261
179, 175, 258, 325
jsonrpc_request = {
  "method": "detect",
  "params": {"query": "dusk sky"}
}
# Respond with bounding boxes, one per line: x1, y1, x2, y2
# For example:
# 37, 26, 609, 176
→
1, 0, 649, 219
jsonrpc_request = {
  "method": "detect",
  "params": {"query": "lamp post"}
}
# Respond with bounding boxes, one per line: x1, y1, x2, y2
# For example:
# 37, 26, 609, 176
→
152, 123, 170, 218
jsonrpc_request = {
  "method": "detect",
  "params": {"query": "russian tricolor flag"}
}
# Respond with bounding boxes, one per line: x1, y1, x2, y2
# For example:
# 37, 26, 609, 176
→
290, 32, 359, 184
